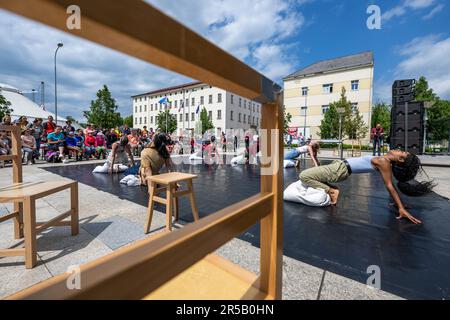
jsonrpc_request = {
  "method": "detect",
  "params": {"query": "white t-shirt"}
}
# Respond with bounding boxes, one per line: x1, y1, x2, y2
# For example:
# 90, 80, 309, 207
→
296, 145, 309, 154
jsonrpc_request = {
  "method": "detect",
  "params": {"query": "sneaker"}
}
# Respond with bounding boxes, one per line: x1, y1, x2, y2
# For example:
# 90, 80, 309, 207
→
27, 160, 33, 165
62, 158, 70, 164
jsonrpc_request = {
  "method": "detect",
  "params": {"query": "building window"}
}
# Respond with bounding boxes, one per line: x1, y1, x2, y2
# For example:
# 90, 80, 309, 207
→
174, 100, 177, 107
135, 106, 137, 113
243, 114, 246, 123
200, 96, 204, 105
217, 109, 222, 120
238, 113, 241, 122
134, 98, 137, 103
351, 103, 358, 112
209, 95, 213, 104
191, 97, 195, 106
351, 80, 359, 91
135, 117, 137, 125
257, 106, 259, 113
208, 111, 212, 120
156, 116, 159, 123
186, 99, 189, 107
144, 96, 147, 101
322, 105, 330, 114
191, 112, 195, 121
253, 116, 255, 125
150, 104, 153, 111
231, 95, 234, 104
139, 117, 142, 125
239, 98, 242, 107
151, 116, 153, 124
323, 84, 333, 94
218, 93, 222, 103
144, 117, 147, 124
244, 100, 246, 109
139, 97, 142, 102
300, 106, 307, 116
302, 87, 308, 96
139, 105, 142, 112
185, 113, 189, 121
179, 114, 183, 122
230, 110, 234, 121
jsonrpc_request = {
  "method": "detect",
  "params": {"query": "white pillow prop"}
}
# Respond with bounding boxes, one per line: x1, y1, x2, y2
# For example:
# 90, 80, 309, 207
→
189, 152, 203, 161
231, 155, 245, 166
120, 175, 141, 186
283, 180, 331, 207
283, 160, 296, 168
93, 162, 128, 174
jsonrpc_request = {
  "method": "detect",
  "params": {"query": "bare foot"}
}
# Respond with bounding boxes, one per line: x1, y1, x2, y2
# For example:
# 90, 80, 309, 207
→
328, 188, 340, 205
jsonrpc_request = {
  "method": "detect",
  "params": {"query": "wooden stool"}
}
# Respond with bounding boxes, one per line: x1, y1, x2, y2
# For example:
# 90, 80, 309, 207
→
145, 172, 199, 233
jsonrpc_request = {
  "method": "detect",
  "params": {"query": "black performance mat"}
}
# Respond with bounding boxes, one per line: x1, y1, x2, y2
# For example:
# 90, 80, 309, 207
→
43, 160, 450, 299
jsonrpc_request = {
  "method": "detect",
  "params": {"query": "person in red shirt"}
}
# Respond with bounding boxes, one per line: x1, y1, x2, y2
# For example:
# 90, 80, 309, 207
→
127, 129, 140, 156
95, 131, 107, 159
371, 123, 385, 156
84, 131, 96, 158
43, 115, 56, 135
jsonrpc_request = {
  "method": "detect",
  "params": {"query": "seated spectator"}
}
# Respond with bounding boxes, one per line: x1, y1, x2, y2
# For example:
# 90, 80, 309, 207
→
83, 124, 95, 137
28, 118, 44, 159
43, 116, 56, 135
46, 126, 66, 161
84, 131, 96, 158
63, 120, 75, 137
16, 116, 29, 132
65, 131, 80, 161
127, 129, 140, 156
95, 131, 107, 159
121, 124, 131, 136
21, 128, 36, 165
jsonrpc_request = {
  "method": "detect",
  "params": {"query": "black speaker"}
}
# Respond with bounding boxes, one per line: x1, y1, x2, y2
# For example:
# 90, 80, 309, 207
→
389, 100, 424, 155
392, 79, 415, 105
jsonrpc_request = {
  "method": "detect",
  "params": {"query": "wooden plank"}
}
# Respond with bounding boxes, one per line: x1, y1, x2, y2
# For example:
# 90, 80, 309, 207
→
259, 93, 284, 299
152, 196, 166, 205
0, 211, 18, 223
144, 254, 267, 300
0, 181, 74, 201
70, 182, 79, 236
0, 155, 14, 161
0, 248, 25, 257
8, 193, 273, 300
0, 125, 20, 133
23, 197, 37, 269
35, 210, 72, 234
0, 0, 279, 103
147, 172, 197, 185
10, 128, 22, 184
36, 221, 71, 227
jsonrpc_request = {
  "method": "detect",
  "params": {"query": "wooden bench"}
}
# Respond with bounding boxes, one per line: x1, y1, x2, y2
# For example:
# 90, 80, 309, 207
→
145, 172, 199, 233
0, 124, 79, 269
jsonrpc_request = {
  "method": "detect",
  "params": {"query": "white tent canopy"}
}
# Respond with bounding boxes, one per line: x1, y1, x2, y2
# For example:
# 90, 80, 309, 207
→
0, 83, 74, 127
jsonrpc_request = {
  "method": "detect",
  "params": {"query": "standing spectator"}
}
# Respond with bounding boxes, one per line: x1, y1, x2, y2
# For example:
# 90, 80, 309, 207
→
244, 136, 250, 164
21, 128, 36, 165
234, 135, 238, 153
190, 137, 195, 154
221, 132, 227, 152
28, 118, 44, 160
142, 126, 149, 137
83, 124, 95, 137
43, 116, 56, 135
371, 123, 385, 156
298, 132, 305, 146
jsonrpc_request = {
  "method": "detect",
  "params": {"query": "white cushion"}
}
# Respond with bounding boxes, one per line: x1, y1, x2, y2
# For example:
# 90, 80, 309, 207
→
283, 180, 330, 207
93, 162, 128, 174
283, 160, 296, 168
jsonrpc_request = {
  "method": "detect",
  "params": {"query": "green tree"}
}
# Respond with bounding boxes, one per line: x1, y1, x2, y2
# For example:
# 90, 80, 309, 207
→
199, 107, 214, 134
284, 109, 292, 135
123, 115, 134, 128
318, 104, 340, 139
371, 102, 391, 136
83, 85, 122, 129
414, 76, 437, 102
0, 93, 13, 119
156, 109, 177, 133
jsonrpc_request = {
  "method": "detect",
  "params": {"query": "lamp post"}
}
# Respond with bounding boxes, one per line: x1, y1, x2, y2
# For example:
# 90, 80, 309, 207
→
302, 87, 308, 139
337, 107, 345, 160
54, 43, 63, 125
423, 101, 436, 154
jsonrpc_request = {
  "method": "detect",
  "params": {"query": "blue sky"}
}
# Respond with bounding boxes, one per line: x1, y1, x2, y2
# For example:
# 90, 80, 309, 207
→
0, 0, 449, 121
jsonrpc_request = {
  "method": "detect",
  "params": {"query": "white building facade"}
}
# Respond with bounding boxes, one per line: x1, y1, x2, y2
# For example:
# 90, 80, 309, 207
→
132, 82, 261, 136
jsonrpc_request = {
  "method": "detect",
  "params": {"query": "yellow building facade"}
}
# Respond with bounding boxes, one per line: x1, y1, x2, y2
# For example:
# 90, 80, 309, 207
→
283, 51, 374, 143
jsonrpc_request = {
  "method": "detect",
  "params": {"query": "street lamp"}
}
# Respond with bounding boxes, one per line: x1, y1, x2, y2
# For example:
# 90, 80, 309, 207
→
337, 107, 345, 160
54, 42, 63, 125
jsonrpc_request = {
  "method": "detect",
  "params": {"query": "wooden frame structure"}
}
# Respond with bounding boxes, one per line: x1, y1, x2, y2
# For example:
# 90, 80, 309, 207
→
0, 125, 79, 268
0, 0, 283, 299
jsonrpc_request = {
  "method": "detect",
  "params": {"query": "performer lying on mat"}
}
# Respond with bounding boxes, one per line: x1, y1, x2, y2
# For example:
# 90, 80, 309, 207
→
299, 150, 435, 224
284, 142, 320, 167
108, 136, 135, 174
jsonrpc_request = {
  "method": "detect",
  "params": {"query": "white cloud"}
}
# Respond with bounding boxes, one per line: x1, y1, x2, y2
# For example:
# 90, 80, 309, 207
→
422, 4, 445, 20
382, 0, 437, 22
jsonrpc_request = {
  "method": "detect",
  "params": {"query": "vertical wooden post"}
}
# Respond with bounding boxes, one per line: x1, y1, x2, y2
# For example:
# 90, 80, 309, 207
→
259, 93, 284, 299
10, 127, 22, 183
23, 196, 37, 269
70, 182, 79, 236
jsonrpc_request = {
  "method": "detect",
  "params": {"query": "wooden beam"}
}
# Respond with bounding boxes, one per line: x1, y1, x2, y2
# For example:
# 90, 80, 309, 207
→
35, 210, 72, 234
8, 193, 273, 300
0, 0, 280, 103
0, 248, 25, 258
259, 93, 284, 299
0, 155, 15, 161
0, 211, 19, 223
